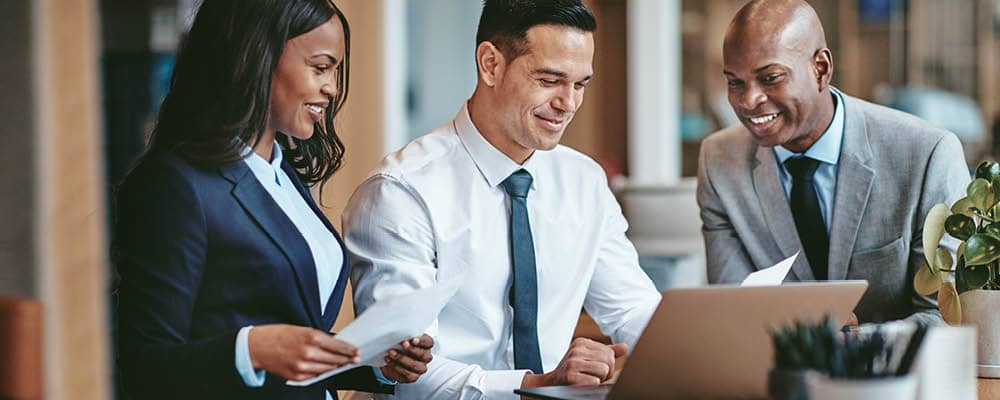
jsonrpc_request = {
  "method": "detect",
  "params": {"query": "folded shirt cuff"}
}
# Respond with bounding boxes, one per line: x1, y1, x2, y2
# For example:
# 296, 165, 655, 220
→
235, 325, 266, 387
480, 369, 532, 398
372, 365, 398, 385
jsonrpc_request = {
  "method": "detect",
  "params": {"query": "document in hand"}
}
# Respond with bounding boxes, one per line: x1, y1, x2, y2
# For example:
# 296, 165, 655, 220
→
287, 277, 462, 387
740, 252, 797, 286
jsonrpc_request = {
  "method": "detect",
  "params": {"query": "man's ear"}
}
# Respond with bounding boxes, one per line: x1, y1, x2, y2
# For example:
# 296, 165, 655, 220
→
813, 48, 833, 91
476, 41, 506, 87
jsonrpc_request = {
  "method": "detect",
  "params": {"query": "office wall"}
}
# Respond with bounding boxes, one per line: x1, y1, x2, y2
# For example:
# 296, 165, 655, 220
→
405, 0, 480, 141
38, 0, 109, 397
0, 0, 109, 399
319, 1, 389, 223
562, 0, 630, 175
0, 0, 38, 298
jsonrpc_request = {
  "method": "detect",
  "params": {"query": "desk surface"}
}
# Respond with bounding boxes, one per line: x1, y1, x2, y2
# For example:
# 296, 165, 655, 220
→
980, 378, 1000, 398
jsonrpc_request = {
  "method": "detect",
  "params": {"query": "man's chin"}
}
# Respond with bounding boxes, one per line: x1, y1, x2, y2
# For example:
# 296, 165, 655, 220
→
747, 131, 786, 148
528, 132, 563, 151
536, 137, 561, 151
539, 141, 560, 151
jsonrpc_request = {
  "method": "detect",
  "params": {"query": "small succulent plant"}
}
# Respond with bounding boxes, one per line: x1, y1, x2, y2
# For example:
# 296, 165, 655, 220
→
771, 316, 899, 379
914, 161, 1000, 324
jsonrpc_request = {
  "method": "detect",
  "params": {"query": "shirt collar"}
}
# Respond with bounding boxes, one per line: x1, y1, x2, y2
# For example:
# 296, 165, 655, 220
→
454, 102, 540, 190
774, 86, 845, 165
243, 140, 284, 186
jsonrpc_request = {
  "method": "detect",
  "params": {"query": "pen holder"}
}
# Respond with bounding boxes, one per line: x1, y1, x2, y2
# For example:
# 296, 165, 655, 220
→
767, 368, 815, 400
808, 374, 917, 400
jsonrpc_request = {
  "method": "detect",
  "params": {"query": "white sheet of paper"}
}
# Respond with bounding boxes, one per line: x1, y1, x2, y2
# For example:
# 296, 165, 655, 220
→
741, 252, 797, 286
287, 276, 462, 387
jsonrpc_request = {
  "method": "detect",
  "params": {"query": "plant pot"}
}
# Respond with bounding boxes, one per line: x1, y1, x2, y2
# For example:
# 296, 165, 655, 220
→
807, 375, 916, 400
767, 368, 814, 400
959, 289, 1000, 377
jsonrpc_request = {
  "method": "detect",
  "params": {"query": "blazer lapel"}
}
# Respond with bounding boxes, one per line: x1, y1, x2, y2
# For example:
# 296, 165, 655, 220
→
219, 161, 323, 328
827, 96, 875, 281
279, 162, 351, 330
752, 146, 815, 281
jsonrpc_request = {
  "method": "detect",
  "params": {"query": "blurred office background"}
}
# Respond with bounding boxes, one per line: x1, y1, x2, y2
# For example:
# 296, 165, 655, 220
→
3, 0, 1000, 398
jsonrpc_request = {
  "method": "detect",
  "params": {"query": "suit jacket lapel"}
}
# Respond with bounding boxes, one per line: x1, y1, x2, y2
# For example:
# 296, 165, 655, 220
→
219, 161, 323, 328
752, 146, 815, 281
828, 96, 875, 281
279, 162, 350, 330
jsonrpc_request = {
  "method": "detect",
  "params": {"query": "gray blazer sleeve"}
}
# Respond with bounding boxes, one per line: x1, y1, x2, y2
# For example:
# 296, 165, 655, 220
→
697, 138, 756, 284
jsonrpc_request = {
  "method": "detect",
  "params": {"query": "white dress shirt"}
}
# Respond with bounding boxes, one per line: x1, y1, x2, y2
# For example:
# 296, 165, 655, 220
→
343, 103, 662, 399
233, 143, 344, 394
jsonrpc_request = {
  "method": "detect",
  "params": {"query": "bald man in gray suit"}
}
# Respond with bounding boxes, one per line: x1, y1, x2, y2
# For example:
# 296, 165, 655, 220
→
697, 0, 969, 324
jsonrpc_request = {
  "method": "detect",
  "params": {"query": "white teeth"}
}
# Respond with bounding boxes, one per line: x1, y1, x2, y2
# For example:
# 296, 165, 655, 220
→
306, 104, 324, 114
749, 113, 778, 125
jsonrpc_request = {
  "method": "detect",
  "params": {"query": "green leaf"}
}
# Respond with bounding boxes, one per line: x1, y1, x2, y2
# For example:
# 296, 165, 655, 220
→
958, 242, 967, 260
992, 175, 1000, 202
922, 204, 951, 269
965, 234, 1000, 266
945, 214, 976, 241
976, 161, 1000, 180
986, 222, 1000, 238
955, 265, 990, 293
969, 178, 996, 212
952, 197, 975, 217
956, 256, 970, 293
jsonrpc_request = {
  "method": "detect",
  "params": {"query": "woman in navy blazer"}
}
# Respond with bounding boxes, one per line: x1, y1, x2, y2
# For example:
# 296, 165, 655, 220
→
113, 1, 432, 399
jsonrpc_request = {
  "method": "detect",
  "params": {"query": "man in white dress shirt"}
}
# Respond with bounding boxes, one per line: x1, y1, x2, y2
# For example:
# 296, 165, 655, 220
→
342, 1, 661, 398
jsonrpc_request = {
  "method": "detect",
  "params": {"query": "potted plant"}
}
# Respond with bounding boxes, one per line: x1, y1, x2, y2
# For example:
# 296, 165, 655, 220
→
915, 161, 1000, 376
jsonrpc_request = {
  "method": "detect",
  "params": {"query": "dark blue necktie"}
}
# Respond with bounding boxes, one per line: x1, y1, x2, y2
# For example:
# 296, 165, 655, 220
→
501, 169, 543, 374
785, 156, 829, 280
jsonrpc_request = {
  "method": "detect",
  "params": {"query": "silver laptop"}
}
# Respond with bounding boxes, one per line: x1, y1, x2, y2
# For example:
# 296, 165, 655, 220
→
515, 281, 868, 399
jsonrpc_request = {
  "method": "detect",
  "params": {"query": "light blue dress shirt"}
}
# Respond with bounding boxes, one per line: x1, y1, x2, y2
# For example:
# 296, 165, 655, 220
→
773, 87, 846, 233
232, 143, 393, 394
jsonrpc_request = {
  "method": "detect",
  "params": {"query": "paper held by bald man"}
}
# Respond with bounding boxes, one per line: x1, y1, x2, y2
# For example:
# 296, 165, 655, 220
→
741, 252, 798, 286
287, 276, 462, 387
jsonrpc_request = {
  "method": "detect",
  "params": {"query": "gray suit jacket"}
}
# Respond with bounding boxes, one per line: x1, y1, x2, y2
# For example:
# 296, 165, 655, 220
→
697, 94, 970, 324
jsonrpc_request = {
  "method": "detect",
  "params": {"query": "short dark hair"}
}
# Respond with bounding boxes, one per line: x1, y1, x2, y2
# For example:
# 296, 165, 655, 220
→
476, 0, 596, 61
147, 0, 350, 188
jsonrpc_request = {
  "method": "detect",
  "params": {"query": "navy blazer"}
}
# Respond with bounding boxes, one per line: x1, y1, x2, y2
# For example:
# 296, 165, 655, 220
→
114, 150, 391, 399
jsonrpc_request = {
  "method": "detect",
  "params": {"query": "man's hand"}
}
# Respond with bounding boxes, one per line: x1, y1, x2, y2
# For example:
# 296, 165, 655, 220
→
521, 338, 628, 388
842, 312, 859, 333
380, 334, 434, 383
248, 324, 359, 381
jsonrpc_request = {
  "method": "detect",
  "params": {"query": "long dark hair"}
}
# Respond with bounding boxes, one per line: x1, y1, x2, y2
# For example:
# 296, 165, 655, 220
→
147, 0, 351, 187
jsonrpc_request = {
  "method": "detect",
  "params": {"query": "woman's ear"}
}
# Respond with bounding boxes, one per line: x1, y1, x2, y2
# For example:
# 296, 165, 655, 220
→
476, 41, 506, 87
